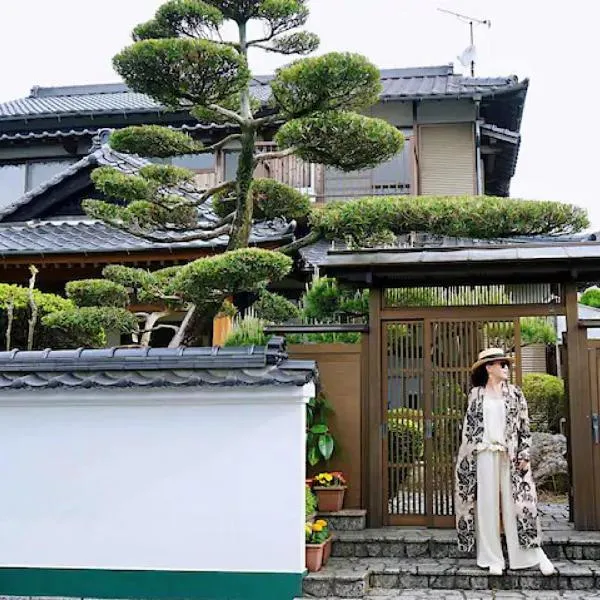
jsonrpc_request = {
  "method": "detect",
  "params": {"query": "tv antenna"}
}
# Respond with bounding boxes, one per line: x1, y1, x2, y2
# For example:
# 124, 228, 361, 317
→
437, 8, 491, 77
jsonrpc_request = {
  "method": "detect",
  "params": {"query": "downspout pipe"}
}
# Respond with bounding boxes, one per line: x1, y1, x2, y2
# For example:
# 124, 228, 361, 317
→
474, 96, 483, 195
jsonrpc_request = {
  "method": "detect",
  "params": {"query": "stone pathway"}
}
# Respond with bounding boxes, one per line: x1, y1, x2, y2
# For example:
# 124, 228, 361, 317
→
364, 592, 600, 599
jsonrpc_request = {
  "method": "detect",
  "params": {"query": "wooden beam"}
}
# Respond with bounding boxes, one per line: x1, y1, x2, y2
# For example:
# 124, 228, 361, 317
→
565, 282, 597, 529
367, 288, 383, 527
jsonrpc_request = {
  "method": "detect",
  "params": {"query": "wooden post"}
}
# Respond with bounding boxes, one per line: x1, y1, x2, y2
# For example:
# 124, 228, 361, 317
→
565, 282, 597, 529
367, 287, 383, 527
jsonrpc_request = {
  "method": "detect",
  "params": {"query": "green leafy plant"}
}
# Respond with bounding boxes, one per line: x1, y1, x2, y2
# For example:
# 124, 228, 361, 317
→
581, 287, 600, 309
66, 279, 130, 308
305, 484, 317, 518
305, 519, 330, 544
306, 393, 336, 466
251, 290, 300, 323
520, 317, 557, 345
522, 373, 566, 433
223, 315, 268, 347
311, 196, 589, 247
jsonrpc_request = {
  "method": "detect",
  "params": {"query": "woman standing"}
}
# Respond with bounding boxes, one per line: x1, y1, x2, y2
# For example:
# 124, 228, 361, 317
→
455, 348, 556, 576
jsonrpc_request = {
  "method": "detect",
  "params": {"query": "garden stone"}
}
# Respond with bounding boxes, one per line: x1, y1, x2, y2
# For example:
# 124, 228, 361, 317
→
530, 432, 568, 489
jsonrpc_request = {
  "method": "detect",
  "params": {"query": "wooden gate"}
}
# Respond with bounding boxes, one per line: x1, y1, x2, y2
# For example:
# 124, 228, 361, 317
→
383, 317, 522, 526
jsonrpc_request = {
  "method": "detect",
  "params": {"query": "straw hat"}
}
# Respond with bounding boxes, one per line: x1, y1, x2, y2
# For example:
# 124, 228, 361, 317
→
470, 348, 514, 372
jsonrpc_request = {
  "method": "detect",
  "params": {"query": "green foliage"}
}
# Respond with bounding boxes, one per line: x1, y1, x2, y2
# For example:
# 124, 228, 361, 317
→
270, 31, 319, 55
581, 287, 600, 309
306, 393, 336, 466
217, 298, 238, 317
43, 308, 138, 349
251, 290, 300, 323
213, 178, 311, 221
271, 52, 381, 117
113, 38, 251, 107
91, 167, 154, 202
139, 164, 194, 186
305, 484, 317, 518
223, 315, 268, 346
110, 126, 203, 158
303, 277, 368, 320
66, 280, 129, 309
133, 0, 223, 40
520, 317, 557, 345
287, 331, 362, 344
276, 111, 404, 172
522, 373, 566, 433
172, 248, 292, 304
0, 284, 75, 350
311, 196, 590, 243
102, 265, 155, 293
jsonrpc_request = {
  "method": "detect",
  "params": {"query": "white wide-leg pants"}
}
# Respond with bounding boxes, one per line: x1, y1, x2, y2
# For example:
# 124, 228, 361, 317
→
476, 449, 549, 570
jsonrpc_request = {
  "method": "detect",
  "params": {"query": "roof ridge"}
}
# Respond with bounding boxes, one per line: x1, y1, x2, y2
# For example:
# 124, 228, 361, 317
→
29, 82, 130, 98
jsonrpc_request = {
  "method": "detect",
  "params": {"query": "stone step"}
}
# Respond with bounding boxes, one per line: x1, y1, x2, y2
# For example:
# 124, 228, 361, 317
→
302, 557, 600, 597
300, 592, 600, 599
331, 528, 600, 560
319, 509, 367, 531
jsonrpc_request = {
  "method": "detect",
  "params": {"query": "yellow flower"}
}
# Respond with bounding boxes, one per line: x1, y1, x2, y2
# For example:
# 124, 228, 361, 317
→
324, 473, 333, 482
315, 519, 328, 527
312, 523, 323, 532
305, 524, 312, 535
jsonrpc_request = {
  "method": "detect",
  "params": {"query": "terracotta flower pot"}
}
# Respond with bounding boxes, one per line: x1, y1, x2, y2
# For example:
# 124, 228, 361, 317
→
305, 541, 326, 572
313, 486, 346, 512
322, 536, 333, 565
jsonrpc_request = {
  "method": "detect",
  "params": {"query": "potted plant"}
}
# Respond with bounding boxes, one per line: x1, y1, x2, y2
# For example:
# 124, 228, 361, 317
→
305, 484, 318, 523
312, 471, 347, 512
305, 519, 331, 572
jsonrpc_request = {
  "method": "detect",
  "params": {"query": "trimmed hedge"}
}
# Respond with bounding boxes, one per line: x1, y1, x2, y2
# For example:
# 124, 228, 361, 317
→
522, 373, 565, 433
310, 196, 589, 242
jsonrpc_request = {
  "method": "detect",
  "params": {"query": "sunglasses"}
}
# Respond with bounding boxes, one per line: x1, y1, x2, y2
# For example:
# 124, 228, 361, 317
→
491, 360, 510, 369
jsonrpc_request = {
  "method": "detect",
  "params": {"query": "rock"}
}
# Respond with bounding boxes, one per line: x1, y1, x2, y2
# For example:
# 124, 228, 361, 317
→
530, 432, 568, 489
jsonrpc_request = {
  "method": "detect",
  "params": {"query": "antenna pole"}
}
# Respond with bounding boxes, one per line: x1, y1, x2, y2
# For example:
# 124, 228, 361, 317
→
437, 8, 491, 77
469, 20, 474, 77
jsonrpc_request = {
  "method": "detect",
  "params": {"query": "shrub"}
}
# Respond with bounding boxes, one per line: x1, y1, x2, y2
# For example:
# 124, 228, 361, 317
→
110, 125, 202, 157
303, 277, 368, 320
520, 317, 557, 345
522, 373, 565, 433
223, 316, 267, 347
251, 290, 300, 323
66, 279, 129, 308
310, 196, 589, 243
581, 287, 600, 309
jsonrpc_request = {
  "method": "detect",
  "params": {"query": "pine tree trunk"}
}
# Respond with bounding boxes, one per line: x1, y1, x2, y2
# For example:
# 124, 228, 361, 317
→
227, 125, 256, 250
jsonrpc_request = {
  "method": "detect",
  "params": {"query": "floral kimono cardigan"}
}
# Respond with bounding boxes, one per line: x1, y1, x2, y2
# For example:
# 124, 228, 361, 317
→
455, 382, 542, 553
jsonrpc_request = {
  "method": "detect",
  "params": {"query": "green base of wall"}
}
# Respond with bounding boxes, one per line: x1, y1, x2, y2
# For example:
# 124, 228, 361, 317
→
0, 567, 303, 600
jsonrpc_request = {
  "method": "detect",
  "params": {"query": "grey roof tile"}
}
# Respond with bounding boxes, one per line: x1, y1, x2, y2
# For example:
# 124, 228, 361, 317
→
0, 66, 525, 122
0, 341, 317, 390
0, 143, 295, 251
0, 218, 293, 256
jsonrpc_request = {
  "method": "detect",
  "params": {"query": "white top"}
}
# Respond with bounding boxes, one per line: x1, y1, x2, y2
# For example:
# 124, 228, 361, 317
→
479, 391, 507, 452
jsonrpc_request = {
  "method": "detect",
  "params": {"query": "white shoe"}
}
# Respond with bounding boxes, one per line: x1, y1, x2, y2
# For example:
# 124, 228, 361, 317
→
489, 565, 504, 576
539, 556, 556, 576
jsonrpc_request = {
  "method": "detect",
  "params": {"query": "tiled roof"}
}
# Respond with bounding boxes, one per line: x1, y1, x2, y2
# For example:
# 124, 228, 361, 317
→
0, 143, 295, 252
0, 66, 525, 122
0, 122, 227, 142
0, 218, 293, 256
299, 232, 599, 269
0, 339, 317, 390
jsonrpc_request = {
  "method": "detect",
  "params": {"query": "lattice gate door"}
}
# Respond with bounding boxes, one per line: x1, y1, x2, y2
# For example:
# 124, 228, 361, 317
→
384, 318, 521, 526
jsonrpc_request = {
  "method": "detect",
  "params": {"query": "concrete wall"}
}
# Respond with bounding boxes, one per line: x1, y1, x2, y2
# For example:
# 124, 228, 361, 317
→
0, 383, 314, 600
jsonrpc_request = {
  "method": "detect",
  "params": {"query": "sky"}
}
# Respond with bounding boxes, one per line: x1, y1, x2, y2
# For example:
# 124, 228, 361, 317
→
1, 0, 598, 226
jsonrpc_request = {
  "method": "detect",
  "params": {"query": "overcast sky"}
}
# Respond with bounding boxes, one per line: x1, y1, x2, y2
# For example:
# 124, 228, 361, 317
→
1, 1, 597, 227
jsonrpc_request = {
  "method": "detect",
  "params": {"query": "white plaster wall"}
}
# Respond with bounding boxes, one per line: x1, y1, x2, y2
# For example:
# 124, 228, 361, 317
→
0, 384, 313, 574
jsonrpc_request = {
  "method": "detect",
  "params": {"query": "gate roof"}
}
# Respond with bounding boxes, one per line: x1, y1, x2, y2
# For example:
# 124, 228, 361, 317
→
320, 241, 600, 286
